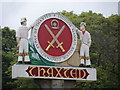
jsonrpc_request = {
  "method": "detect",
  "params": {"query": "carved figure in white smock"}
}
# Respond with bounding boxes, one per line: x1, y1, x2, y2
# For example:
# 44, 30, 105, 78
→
79, 22, 92, 67
16, 17, 33, 64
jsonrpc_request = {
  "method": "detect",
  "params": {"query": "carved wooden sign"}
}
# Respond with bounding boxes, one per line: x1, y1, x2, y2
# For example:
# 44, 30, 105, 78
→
12, 64, 96, 81
12, 13, 97, 81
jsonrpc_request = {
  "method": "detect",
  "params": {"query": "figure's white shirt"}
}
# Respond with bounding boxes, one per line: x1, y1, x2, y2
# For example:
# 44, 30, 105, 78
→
16, 25, 29, 39
80, 30, 91, 45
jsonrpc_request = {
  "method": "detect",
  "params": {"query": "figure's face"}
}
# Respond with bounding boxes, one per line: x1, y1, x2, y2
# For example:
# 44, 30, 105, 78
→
22, 21, 27, 26
80, 25, 85, 31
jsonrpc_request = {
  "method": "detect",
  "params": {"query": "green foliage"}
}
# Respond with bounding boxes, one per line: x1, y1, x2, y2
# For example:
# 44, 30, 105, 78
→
75, 65, 118, 88
2, 10, 119, 89
11, 78, 39, 88
2, 27, 17, 52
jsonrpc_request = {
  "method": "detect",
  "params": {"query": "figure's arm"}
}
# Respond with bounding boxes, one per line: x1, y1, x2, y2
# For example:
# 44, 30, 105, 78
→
28, 24, 34, 31
88, 40, 92, 48
88, 33, 92, 48
16, 37, 20, 47
16, 29, 21, 47
74, 26, 80, 39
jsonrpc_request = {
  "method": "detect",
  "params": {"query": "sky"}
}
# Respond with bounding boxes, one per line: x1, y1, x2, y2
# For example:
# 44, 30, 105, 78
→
0, 0, 119, 30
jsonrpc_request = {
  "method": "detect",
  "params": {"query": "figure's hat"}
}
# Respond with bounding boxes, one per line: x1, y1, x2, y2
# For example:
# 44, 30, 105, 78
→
80, 22, 86, 26
21, 17, 27, 22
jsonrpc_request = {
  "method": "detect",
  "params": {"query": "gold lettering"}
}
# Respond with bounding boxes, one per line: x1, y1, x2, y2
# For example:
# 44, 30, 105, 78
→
29, 66, 37, 76
38, 67, 40, 76
47, 67, 53, 77
55, 68, 63, 77
70, 69, 77, 78
38, 67, 46, 77
64, 68, 69, 78
81, 70, 86, 79
78, 69, 81, 78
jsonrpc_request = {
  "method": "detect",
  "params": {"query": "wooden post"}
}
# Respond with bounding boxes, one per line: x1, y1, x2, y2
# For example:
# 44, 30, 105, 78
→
64, 80, 76, 88
51, 80, 64, 88
34, 79, 51, 88
34, 79, 76, 89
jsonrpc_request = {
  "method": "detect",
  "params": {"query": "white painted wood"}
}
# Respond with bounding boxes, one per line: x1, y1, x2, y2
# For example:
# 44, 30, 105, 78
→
12, 64, 97, 81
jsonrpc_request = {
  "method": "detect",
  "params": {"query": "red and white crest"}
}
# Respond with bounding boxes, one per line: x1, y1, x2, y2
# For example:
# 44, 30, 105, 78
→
32, 13, 77, 62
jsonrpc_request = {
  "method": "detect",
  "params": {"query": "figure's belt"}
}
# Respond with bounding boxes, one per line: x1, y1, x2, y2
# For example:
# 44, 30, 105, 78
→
81, 42, 88, 46
18, 53, 23, 56
20, 37, 28, 39
24, 53, 29, 56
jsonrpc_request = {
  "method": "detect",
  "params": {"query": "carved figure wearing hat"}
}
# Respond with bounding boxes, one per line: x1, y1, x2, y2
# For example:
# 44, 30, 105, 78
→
79, 22, 92, 67
16, 17, 33, 64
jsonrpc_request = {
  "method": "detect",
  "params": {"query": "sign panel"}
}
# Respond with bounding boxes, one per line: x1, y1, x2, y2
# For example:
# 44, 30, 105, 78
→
12, 64, 97, 81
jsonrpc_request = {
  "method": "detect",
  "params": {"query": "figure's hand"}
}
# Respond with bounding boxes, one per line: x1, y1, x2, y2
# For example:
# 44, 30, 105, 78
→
31, 25, 34, 29
88, 41, 91, 48
30, 24, 34, 30
88, 45, 90, 48
17, 44, 20, 47
88, 44, 91, 48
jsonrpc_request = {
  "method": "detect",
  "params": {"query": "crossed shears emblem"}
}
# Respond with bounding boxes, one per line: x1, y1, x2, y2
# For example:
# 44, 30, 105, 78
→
45, 24, 65, 52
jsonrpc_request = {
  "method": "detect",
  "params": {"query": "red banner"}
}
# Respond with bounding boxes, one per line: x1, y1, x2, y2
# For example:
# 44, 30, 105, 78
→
26, 66, 89, 79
